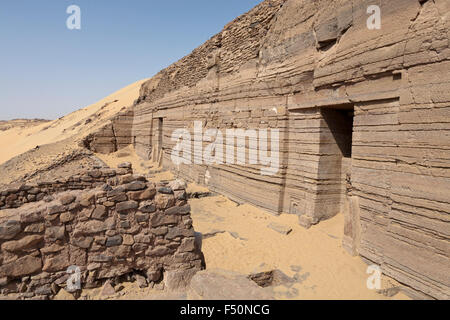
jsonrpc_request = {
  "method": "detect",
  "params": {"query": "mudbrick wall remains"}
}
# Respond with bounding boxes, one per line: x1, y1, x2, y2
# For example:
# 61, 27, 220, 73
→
0, 164, 203, 300
85, 0, 449, 299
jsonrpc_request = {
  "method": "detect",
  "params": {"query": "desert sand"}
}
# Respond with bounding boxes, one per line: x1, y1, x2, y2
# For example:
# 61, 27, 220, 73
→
0, 79, 147, 166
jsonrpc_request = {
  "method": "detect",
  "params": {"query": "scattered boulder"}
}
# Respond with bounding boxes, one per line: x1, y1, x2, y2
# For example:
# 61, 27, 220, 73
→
101, 280, 116, 296
165, 269, 199, 292
267, 222, 292, 235
188, 269, 273, 300
248, 269, 295, 288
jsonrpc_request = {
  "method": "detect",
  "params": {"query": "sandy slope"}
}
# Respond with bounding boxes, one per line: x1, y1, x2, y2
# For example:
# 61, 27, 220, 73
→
0, 79, 147, 166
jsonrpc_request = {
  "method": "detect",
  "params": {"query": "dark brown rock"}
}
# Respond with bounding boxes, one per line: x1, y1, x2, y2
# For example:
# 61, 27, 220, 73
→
165, 204, 191, 215
136, 213, 149, 223
59, 194, 76, 205
0, 256, 42, 278
45, 226, 65, 240
1, 235, 44, 252
116, 200, 138, 212
139, 188, 156, 200
124, 181, 146, 191
118, 162, 132, 169
146, 246, 171, 257
166, 227, 195, 240
71, 236, 94, 249
151, 227, 168, 236
92, 205, 107, 220
150, 212, 178, 227
106, 235, 123, 247
47, 204, 66, 215
139, 201, 156, 213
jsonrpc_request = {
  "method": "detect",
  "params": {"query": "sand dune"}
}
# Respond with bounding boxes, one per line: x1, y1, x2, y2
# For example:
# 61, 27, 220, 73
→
0, 79, 147, 166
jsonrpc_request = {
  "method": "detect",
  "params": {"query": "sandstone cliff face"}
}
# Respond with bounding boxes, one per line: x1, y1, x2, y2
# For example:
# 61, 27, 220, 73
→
105, 0, 448, 298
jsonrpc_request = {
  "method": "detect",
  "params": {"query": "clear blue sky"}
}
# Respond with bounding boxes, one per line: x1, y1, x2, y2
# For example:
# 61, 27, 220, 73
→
0, 0, 262, 120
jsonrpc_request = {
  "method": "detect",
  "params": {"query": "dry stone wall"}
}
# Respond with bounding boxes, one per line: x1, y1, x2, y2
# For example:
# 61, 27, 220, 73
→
0, 165, 133, 210
0, 164, 203, 299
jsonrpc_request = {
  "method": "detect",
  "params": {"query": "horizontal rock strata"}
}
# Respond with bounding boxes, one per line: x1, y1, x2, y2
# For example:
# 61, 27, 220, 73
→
84, 0, 449, 299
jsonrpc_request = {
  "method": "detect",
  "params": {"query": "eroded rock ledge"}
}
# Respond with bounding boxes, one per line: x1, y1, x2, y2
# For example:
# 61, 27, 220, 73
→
0, 164, 204, 300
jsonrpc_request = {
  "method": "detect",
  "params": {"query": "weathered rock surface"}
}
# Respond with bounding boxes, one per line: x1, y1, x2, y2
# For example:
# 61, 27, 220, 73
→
126, 0, 450, 300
